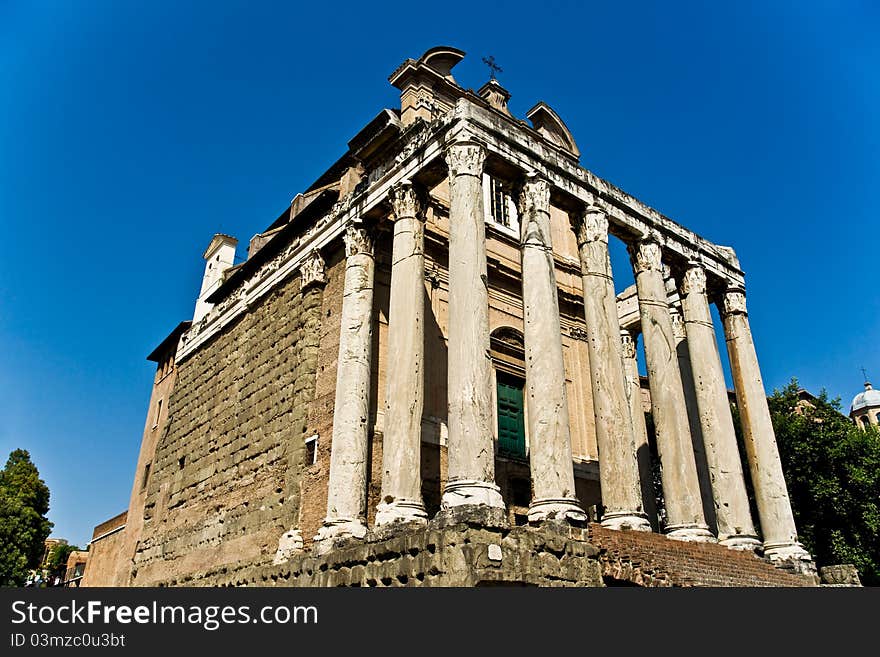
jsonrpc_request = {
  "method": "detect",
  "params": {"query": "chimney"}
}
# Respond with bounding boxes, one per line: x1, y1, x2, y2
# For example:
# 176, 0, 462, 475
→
193, 233, 238, 323
478, 79, 512, 116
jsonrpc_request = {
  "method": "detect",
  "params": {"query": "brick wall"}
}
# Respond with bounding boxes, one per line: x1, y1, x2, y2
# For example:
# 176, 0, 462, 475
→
131, 263, 326, 585
588, 524, 813, 587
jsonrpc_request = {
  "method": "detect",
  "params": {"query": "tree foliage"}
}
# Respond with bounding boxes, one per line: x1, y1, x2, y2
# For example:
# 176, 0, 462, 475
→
0, 450, 53, 586
46, 543, 80, 578
768, 379, 880, 586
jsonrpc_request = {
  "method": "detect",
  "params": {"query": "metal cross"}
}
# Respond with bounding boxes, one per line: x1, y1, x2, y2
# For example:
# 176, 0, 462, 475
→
861, 366, 869, 382
482, 55, 503, 80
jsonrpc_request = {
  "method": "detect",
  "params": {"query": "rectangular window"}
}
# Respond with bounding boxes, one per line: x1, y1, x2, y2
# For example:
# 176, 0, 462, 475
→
305, 434, 318, 465
490, 177, 510, 227
141, 462, 151, 491
153, 399, 162, 429
497, 374, 526, 459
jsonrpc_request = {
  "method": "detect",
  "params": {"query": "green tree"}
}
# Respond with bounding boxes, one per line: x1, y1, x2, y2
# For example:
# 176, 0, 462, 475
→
767, 380, 880, 586
0, 449, 53, 586
46, 543, 80, 582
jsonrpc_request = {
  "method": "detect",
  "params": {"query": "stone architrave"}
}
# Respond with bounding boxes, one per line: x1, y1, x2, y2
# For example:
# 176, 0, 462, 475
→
441, 140, 504, 512
670, 306, 717, 533
721, 286, 813, 564
629, 237, 713, 541
620, 329, 659, 530
518, 176, 585, 523
572, 204, 650, 531
314, 222, 375, 550
678, 265, 760, 550
376, 181, 429, 527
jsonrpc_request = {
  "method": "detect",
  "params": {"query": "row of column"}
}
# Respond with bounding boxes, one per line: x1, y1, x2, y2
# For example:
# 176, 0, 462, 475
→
314, 138, 809, 564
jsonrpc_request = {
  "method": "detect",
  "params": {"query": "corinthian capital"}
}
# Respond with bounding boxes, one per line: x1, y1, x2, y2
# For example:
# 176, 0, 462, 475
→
680, 263, 707, 297
570, 204, 609, 247
299, 249, 326, 290
343, 223, 374, 258
518, 176, 550, 216
444, 141, 486, 178
722, 287, 748, 317
390, 180, 423, 221
629, 237, 664, 274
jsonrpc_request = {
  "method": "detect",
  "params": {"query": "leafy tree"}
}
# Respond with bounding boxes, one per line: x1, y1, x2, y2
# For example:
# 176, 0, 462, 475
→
767, 379, 880, 586
0, 450, 53, 586
46, 543, 80, 582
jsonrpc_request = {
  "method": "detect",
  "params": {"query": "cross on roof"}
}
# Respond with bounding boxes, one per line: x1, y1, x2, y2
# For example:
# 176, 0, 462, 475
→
861, 366, 869, 382
482, 55, 502, 80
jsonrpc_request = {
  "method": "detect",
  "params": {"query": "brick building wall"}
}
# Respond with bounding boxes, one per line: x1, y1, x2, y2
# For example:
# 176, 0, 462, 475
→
131, 268, 323, 585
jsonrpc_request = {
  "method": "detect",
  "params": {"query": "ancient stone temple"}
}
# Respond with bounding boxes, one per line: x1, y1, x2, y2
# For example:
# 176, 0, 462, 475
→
84, 47, 818, 587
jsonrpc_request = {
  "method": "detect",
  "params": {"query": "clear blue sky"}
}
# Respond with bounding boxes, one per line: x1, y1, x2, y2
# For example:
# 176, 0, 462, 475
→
1, 1, 877, 547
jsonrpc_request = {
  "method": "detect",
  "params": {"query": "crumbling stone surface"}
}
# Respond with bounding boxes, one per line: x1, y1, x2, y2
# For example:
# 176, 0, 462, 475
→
819, 564, 862, 587
142, 510, 604, 587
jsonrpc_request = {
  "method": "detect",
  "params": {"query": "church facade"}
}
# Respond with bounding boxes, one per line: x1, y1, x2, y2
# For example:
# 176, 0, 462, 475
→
83, 47, 816, 587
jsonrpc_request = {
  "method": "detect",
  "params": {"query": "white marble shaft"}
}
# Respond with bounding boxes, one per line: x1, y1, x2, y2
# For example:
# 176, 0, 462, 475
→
679, 266, 760, 550
573, 206, 650, 531
315, 223, 375, 546
376, 182, 429, 527
441, 141, 504, 510
630, 238, 713, 542
721, 287, 811, 562
620, 329, 659, 530
518, 178, 585, 523
670, 306, 718, 534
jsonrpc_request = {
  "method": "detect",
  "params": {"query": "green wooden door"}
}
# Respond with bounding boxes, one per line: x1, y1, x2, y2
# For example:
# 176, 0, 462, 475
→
497, 377, 526, 458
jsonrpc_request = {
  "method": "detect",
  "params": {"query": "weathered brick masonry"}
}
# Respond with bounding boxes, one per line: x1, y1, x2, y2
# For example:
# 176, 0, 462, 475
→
132, 265, 326, 585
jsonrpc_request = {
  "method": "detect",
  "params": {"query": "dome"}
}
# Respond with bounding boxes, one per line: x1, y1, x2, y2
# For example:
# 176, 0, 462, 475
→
851, 382, 880, 412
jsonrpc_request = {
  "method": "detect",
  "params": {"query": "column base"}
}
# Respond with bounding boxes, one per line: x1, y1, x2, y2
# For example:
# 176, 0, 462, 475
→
375, 499, 428, 527
312, 517, 368, 555
764, 540, 813, 563
600, 511, 652, 532
665, 522, 716, 542
272, 529, 304, 565
528, 498, 588, 525
719, 534, 762, 552
441, 479, 505, 510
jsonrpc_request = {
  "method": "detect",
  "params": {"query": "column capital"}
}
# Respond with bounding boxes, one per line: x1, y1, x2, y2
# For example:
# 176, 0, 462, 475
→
343, 222, 374, 258
628, 237, 664, 274
299, 249, 326, 290
620, 329, 638, 359
517, 175, 551, 216
444, 140, 486, 178
721, 286, 748, 317
679, 262, 707, 297
390, 180, 424, 222
570, 203, 609, 247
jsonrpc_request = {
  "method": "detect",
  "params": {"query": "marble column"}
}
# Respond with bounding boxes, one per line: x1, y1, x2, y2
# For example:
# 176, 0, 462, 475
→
572, 205, 650, 531
315, 222, 375, 548
629, 237, 713, 541
441, 140, 504, 511
721, 285, 811, 562
670, 306, 718, 533
620, 329, 659, 530
679, 265, 760, 550
518, 177, 585, 523
376, 181, 428, 527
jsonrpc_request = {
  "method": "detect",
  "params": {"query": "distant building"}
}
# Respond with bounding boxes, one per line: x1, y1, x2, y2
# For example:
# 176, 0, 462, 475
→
63, 550, 88, 587
850, 381, 880, 429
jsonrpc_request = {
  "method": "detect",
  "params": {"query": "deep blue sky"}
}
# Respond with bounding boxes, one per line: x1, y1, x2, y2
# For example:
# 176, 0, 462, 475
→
1, 1, 877, 547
